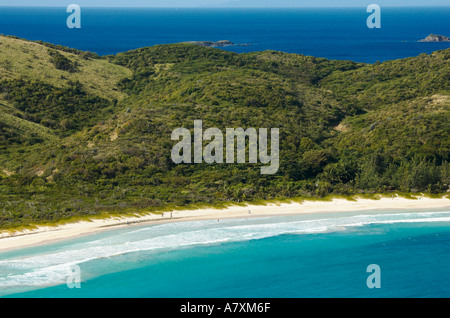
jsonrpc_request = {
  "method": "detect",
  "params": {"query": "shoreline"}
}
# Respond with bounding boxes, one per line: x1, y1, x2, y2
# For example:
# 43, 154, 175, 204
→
0, 195, 449, 252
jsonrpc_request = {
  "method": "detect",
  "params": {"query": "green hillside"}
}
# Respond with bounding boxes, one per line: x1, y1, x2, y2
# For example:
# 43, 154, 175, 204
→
0, 35, 448, 229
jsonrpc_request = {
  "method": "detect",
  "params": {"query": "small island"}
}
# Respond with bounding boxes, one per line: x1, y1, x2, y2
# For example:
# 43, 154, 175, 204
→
183, 40, 251, 47
419, 34, 450, 42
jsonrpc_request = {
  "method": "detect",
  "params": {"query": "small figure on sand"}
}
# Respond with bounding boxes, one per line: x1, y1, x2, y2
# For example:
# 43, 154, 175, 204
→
248, 210, 252, 215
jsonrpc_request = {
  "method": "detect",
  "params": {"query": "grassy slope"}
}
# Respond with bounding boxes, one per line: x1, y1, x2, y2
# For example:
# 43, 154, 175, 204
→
0, 36, 132, 101
319, 49, 450, 110
0, 37, 448, 229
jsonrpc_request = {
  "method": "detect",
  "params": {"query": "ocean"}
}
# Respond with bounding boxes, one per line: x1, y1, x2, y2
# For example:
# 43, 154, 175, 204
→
1, 208, 450, 298
0, 7, 449, 62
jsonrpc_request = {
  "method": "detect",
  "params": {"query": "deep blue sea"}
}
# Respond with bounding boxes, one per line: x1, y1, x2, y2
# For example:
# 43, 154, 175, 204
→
1, 208, 450, 298
0, 7, 449, 62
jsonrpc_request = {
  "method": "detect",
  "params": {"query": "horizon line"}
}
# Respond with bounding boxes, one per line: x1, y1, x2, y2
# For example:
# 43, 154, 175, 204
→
1, 5, 450, 8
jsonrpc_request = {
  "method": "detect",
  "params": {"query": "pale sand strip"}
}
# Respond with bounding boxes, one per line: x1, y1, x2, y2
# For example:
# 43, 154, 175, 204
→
0, 196, 449, 252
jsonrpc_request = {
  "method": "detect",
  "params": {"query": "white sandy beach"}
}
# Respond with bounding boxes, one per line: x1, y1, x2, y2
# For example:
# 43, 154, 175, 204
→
0, 195, 449, 252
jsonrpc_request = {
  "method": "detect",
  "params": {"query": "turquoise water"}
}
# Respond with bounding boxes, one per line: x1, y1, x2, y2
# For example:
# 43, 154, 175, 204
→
1, 207, 450, 298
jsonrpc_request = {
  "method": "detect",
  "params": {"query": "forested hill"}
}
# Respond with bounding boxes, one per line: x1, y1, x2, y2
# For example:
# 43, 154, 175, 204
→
0, 35, 449, 229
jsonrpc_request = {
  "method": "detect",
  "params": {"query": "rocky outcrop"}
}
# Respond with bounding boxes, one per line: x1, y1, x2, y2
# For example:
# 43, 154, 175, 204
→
419, 34, 450, 42
184, 40, 251, 47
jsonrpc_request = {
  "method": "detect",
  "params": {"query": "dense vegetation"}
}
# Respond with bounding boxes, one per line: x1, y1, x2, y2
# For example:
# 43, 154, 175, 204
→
48, 49, 78, 72
0, 35, 448, 229
0, 79, 112, 134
